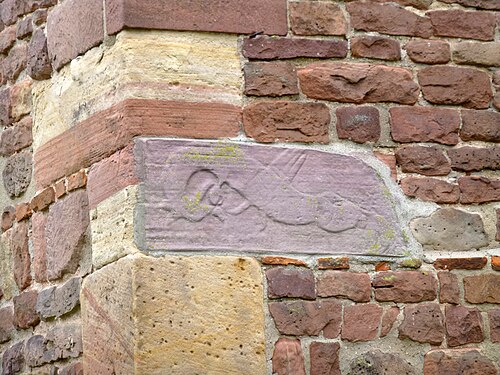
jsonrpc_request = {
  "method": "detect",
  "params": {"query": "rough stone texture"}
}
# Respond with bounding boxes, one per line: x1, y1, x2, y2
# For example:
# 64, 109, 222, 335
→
0, 88, 11, 128
10, 80, 32, 122
269, 300, 342, 337
396, 145, 450, 176
493, 254, 500, 270
448, 147, 500, 172
438, 272, 460, 304
289, 2, 346, 36
405, 40, 450, 64
310, 342, 340, 375
266, 267, 315, 300
401, 177, 460, 204
428, 10, 496, 41
13, 290, 40, 329
138, 139, 406, 256
66, 170, 87, 192
0, 231, 16, 302
261, 257, 307, 267
349, 350, 416, 375
15, 203, 31, 222
434, 257, 487, 270
30, 187, 55, 212
27, 28, 52, 80
390, 107, 459, 145
347, 2, 432, 37
374, 152, 397, 182
418, 66, 492, 109
242, 36, 348, 60
45, 190, 89, 280
459, 176, 500, 204
351, 36, 401, 61
243, 101, 330, 143
272, 338, 306, 375
317, 271, 371, 302
460, 110, 500, 142
399, 303, 445, 345
3, 44, 27, 82
0, 26, 16, 53
298, 63, 419, 105
47, 0, 104, 70
373, 271, 437, 303
336, 106, 380, 143
106, 0, 287, 36
244, 62, 299, 97
489, 309, 500, 343
0, 306, 14, 343
59, 362, 84, 375
440, 0, 500, 9
453, 42, 500, 67
91, 186, 137, 269
16, 16, 32, 39
11, 222, 31, 291
381, 307, 399, 337
410, 208, 488, 251
0, 117, 33, 157
32, 9, 48, 26
424, 349, 497, 375
445, 305, 484, 347
54, 179, 66, 199
317, 257, 350, 270
342, 304, 382, 342
2, 151, 33, 198
36, 277, 81, 319
31, 212, 47, 282
2, 341, 25, 375
464, 274, 500, 304
81, 255, 267, 375
1, 206, 15, 231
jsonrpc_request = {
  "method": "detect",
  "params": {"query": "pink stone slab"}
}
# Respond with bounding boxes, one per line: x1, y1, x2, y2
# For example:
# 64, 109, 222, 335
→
136, 139, 406, 256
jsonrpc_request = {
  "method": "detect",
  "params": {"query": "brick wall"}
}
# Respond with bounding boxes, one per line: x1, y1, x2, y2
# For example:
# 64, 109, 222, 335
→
0, 0, 498, 374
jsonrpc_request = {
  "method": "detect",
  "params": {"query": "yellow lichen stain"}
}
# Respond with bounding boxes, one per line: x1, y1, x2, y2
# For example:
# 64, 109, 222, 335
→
182, 192, 210, 214
382, 275, 396, 282
181, 142, 244, 165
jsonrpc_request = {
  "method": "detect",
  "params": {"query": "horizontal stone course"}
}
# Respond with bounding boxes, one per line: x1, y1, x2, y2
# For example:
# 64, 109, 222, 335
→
317, 271, 371, 302
401, 177, 460, 204
266, 267, 315, 300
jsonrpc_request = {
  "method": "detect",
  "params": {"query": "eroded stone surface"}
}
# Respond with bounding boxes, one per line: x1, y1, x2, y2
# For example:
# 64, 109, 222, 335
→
272, 338, 306, 375
2, 151, 32, 198
399, 303, 445, 345
138, 139, 406, 256
310, 342, 340, 375
424, 349, 497, 375
349, 350, 416, 375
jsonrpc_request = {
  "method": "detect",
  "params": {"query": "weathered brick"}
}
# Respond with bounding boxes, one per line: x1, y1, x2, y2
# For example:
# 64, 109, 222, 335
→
310, 342, 340, 375
290, 1, 346, 36
266, 268, 315, 299
464, 274, 500, 303
0, 25, 15, 53
401, 177, 459, 204
434, 257, 487, 270
3, 44, 28, 82
459, 176, 500, 204
0, 306, 14, 343
269, 300, 342, 337
12, 222, 30, 291
36, 277, 81, 319
445, 305, 484, 347
2, 341, 25, 375
438, 272, 460, 304
349, 351, 415, 375
261, 256, 307, 267
30, 187, 55, 212
27, 27, 52, 80
15, 202, 31, 222
428, 9, 496, 41
347, 2, 432, 37
375, 261, 391, 271
399, 303, 445, 345
373, 271, 437, 303
493, 255, 500, 270
405, 39, 450, 64
298, 63, 419, 104
317, 257, 349, 270
489, 309, 500, 343
317, 271, 371, 302
272, 338, 306, 375
342, 304, 382, 342
381, 306, 399, 337
390, 107, 460, 145
31, 212, 47, 282
242, 36, 348, 60
0, 117, 32, 157
54, 179, 66, 199
16, 16, 32, 39
448, 147, 500, 172
13, 290, 40, 329
244, 62, 299, 97
396, 145, 450, 176
1, 206, 15, 232
460, 109, 500, 142
418, 66, 492, 109
336, 106, 380, 143
453, 41, 500, 67
424, 349, 497, 375
243, 101, 330, 143
66, 170, 87, 192
351, 35, 401, 61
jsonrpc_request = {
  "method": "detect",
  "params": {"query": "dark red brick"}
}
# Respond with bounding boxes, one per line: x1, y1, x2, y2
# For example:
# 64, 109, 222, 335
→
0, 117, 33, 157
272, 338, 306, 375
448, 147, 500, 172
445, 305, 484, 347
405, 39, 450, 64
434, 257, 487, 270
424, 349, 497, 375
373, 271, 437, 303
336, 106, 380, 143
396, 145, 450, 176
12, 222, 31, 291
342, 304, 382, 342
317, 257, 349, 270
489, 308, 500, 343
290, 2, 347, 36
428, 9, 496, 41
266, 268, 315, 300
460, 110, 500, 142
464, 274, 500, 304
399, 303, 445, 345
351, 35, 401, 61
244, 61, 299, 97
401, 177, 460, 204
317, 271, 371, 302
438, 272, 460, 304
310, 342, 340, 375
459, 176, 500, 204
13, 290, 40, 329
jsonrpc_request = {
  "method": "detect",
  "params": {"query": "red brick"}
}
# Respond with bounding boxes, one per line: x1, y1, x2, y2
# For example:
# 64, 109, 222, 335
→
351, 36, 401, 61
460, 109, 500, 142
266, 268, 315, 299
27, 27, 52, 80
342, 304, 382, 342
12, 222, 31, 291
434, 257, 487, 270
269, 300, 342, 337
31, 212, 47, 283
438, 272, 460, 304
35, 99, 241, 189
494, 255, 500, 270
30, 187, 55, 212
418, 66, 492, 109
106, 0, 287, 36
0, 306, 14, 343
262, 256, 307, 267
464, 274, 500, 304
459, 176, 500, 204
396, 145, 450, 176
489, 309, 500, 343
54, 179, 66, 199
317, 257, 349, 270
373, 271, 437, 303
47, 0, 104, 70
448, 146, 500, 172
428, 9, 495, 41
242, 36, 348, 60
298, 62, 419, 105
15, 202, 31, 222
401, 177, 459, 204
445, 305, 484, 347
244, 62, 299, 97
66, 170, 87, 192
390, 107, 460, 145
13, 290, 40, 329
375, 261, 391, 271
374, 153, 397, 182
381, 306, 399, 337
399, 303, 445, 345
290, 2, 346, 36
0, 26, 15, 54
440, 0, 500, 9
317, 271, 371, 302
347, 1, 432, 37
272, 338, 306, 375
424, 349, 497, 375
243, 101, 330, 144
310, 342, 340, 375
0, 117, 33, 157
16, 16, 32, 39
405, 39, 450, 64
3, 44, 27, 82
1, 206, 15, 232
336, 106, 380, 143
